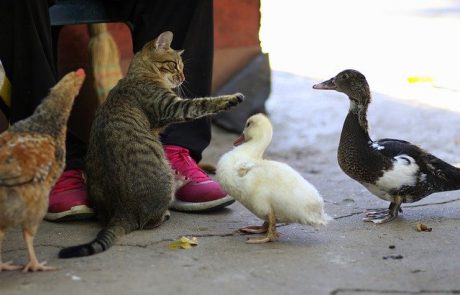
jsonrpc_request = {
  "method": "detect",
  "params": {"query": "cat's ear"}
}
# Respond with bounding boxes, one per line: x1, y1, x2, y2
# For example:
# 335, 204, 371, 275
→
176, 49, 185, 56
154, 31, 173, 50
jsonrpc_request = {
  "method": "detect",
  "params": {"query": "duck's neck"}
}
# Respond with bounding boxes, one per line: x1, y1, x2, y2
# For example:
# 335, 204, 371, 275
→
339, 99, 372, 156
235, 140, 268, 160
349, 98, 370, 132
335, 99, 375, 182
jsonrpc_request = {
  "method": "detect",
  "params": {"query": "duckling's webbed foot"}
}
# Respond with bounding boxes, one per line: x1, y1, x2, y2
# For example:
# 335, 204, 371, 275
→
363, 200, 401, 224
239, 221, 268, 234
246, 227, 279, 244
245, 212, 278, 244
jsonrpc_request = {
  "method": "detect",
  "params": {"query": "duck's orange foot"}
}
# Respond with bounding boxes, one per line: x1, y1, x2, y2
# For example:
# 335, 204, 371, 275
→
0, 261, 23, 271
22, 260, 58, 272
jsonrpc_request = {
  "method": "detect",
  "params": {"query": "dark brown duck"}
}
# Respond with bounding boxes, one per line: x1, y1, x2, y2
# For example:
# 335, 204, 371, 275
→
313, 69, 460, 223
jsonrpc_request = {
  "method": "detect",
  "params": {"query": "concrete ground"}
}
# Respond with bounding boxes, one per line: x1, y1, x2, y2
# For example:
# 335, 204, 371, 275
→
1, 69, 460, 295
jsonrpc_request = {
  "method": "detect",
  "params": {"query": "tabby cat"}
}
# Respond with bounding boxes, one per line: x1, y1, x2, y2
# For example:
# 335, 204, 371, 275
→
58, 31, 243, 258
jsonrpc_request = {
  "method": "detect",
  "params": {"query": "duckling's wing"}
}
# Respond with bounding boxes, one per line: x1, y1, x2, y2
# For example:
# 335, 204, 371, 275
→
236, 161, 256, 177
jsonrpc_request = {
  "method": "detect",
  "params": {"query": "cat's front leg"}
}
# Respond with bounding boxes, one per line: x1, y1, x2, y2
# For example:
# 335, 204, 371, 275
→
183, 92, 244, 120
158, 93, 244, 125
211, 93, 245, 112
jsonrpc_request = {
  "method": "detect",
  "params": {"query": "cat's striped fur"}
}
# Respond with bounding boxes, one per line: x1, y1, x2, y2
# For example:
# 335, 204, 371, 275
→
59, 31, 243, 258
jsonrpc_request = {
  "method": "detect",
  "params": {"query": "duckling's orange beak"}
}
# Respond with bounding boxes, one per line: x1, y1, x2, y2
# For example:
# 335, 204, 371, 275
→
312, 78, 336, 90
233, 134, 246, 146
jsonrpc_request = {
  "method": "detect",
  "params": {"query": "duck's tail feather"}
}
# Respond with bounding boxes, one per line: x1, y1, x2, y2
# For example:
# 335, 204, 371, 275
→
428, 155, 460, 191
59, 224, 127, 259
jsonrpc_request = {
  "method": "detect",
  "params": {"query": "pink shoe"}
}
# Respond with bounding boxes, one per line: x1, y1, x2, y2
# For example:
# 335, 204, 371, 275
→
164, 145, 234, 212
45, 169, 95, 222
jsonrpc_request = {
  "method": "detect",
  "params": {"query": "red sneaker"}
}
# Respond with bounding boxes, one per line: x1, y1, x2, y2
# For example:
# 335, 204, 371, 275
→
164, 145, 234, 212
45, 169, 95, 222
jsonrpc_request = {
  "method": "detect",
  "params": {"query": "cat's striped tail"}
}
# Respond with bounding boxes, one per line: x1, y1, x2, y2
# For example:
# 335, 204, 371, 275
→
58, 225, 126, 258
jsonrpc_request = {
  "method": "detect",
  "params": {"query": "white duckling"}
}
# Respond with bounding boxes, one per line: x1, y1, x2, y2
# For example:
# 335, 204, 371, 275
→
216, 113, 331, 243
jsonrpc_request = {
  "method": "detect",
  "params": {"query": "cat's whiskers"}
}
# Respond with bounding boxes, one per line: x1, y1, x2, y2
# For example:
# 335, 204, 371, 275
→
175, 85, 185, 97
179, 80, 196, 98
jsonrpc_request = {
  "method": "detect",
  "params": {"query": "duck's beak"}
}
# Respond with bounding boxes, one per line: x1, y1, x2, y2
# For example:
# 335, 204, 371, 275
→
312, 78, 336, 90
233, 134, 246, 146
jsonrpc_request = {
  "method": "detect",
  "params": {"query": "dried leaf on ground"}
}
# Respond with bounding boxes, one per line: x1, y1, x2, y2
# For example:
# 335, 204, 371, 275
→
416, 223, 432, 232
168, 236, 199, 250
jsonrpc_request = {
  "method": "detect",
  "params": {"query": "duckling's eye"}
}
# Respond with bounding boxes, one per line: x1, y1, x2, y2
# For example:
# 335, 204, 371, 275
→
246, 121, 251, 128
341, 73, 349, 80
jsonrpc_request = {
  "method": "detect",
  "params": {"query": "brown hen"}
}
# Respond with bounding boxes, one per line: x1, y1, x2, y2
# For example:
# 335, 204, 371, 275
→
0, 69, 85, 272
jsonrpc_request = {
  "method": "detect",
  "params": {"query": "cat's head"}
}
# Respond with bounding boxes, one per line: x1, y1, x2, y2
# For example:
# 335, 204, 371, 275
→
136, 31, 185, 88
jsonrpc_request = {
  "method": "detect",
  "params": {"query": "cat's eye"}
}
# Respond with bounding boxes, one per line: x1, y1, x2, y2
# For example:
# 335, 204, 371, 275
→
159, 61, 177, 73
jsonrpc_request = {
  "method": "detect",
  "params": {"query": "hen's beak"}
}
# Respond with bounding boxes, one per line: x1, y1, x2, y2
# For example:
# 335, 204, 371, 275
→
312, 78, 336, 90
233, 134, 246, 146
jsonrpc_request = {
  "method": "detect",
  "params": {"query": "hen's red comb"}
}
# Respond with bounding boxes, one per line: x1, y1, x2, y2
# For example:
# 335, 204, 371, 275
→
75, 68, 85, 77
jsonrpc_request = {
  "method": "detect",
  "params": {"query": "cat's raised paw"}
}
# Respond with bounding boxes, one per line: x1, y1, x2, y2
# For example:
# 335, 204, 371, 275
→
226, 93, 245, 108
234, 93, 245, 103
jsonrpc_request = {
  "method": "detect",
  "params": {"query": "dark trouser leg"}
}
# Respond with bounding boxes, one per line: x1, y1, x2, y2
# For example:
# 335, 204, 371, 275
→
0, 0, 56, 122
0, 0, 86, 171
65, 132, 87, 170
115, 0, 214, 162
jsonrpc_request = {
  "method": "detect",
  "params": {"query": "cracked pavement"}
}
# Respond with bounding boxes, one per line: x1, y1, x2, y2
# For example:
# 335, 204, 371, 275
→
1, 70, 460, 295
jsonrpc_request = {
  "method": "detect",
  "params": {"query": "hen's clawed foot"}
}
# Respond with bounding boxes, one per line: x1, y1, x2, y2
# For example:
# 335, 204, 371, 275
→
22, 260, 58, 272
0, 261, 23, 271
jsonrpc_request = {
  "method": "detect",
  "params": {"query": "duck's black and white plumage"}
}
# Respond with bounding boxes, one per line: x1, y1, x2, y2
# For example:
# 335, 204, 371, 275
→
313, 69, 460, 223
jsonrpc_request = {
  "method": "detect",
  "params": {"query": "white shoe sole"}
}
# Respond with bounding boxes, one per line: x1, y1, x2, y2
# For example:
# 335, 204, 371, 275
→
44, 205, 95, 222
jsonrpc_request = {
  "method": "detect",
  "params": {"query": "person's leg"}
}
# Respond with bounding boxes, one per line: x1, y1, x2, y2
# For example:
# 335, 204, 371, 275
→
0, 0, 56, 121
119, 0, 234, 211
0, 0, 93, 221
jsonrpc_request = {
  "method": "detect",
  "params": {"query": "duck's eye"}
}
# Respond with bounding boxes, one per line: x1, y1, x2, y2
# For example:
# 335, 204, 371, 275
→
341, 73, 349, 80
